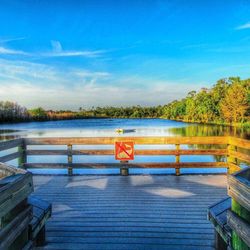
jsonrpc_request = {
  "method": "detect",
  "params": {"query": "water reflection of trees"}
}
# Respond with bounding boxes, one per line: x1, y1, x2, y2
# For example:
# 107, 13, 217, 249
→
169, 125, 228, 162
0, 130, 21, 141
169, 124, 249, 139
169, 125, 249, 163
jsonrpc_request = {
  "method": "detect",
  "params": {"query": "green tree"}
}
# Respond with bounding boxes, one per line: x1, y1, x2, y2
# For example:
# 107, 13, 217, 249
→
220, 83, 248, 124
29, 107, 48, 120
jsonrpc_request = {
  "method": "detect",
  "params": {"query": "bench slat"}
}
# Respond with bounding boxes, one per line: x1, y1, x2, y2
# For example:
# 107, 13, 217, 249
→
27, 196, 52, 243
208, 196, 232, 247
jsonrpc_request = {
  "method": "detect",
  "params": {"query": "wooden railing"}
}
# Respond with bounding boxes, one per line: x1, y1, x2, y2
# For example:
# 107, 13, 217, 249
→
0, 136, 249, 175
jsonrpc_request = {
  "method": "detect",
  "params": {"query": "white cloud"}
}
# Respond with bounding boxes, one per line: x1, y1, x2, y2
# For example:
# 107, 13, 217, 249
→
51, 40, 62, 52
0, 46, 28, 55
44, 50, 104, 58
73, 70, 111, 78
48, 40, 104, 58
0, 40, 105, 58
0, 37, 27, 44
0, 81, 197, 110
0, 59, 61, 83
0, 58, 202, 110
0, 59, 110, 87
236, 22, 250, 30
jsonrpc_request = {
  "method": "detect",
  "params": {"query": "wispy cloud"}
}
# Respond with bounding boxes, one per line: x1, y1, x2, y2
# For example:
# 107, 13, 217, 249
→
0, 37, 27, 44
0, 59, 109, 84
0, 80, 197, 110
51, 40, 62, 52
0, 58, 201, 109
236, 22, 250, 30
45, 40, 105, 58
0, 46, 28, 55
0, 40, 105, 58
73, 70, 111, 78
44, 50, 104, 58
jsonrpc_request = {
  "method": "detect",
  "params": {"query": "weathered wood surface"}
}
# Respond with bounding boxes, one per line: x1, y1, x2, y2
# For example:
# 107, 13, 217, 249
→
0, 151, 21, 163
227, 167, 250, 249
0, 138, 23, 151
228, 150, 250, 164
1, 136, 248, 176
28, 196, 52, 246
208, 197, 231, 229
25, 162, 228, 169
227, 210, 250, 248
228, 137, 250, 150
33, 174, 227, 250
0, 162, 26, 178
208, 197, 231, 248
227, 163, 242, 174
0, 163, 34, 249
0, 205, 32, 249
228, 168, 250, 212
26, 149, 228, 156
25, 136, 228, 145
0, 165, 33, 218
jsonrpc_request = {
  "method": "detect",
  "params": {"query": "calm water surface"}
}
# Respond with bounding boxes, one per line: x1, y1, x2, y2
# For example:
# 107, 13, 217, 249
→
0, 118, 248, 138
0, 119, 248, 174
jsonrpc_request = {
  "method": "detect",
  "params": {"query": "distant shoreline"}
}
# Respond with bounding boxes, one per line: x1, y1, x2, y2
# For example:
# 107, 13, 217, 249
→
1, 77, 249, 128
0, 116, 161, 125
0, 116, 249, 130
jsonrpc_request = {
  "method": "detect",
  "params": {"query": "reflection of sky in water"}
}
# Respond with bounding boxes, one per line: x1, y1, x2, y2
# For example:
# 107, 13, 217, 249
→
0, 118, 248, 175
0, 118, 248, 139
0, 119, 187, 138
1, 127, 182, 138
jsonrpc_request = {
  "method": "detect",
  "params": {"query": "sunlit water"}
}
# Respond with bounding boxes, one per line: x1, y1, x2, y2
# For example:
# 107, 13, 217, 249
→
0, 118, 249, 175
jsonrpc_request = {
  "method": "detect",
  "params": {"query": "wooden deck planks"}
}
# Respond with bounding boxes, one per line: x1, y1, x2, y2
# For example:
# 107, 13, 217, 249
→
33, 175, 227, 250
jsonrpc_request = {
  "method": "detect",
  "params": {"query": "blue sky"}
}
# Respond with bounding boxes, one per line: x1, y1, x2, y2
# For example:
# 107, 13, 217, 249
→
0, 0, 250, 109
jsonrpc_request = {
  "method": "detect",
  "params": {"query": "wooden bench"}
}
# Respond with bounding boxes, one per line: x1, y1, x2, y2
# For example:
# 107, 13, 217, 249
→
0, 163, 52, 249
0, 165, 33, 250
208, 197, 232, 250
28, 196, 52, 247
228, 167, 250, 249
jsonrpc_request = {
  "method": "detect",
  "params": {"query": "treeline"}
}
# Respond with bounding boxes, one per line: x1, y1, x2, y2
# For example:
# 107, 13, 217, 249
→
0, 101, 30, 122
0, 77, 249, 126
0, 103, 163, 122
163, 77, 250, 126
78, 106, 163, 118
29, 106, 164, 121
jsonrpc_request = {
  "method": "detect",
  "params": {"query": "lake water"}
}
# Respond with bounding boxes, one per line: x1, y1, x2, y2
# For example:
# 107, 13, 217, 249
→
0, 118, 249, 175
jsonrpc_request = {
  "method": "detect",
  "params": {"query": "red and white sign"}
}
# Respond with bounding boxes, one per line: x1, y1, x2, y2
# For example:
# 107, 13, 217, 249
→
115, 141, 134, 161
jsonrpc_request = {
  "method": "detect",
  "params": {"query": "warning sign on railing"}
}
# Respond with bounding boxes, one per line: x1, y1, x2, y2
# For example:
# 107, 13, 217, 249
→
115, 141, 134, 161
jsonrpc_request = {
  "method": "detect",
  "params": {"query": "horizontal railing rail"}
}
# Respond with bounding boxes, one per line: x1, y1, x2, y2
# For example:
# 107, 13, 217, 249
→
227, 136, 250, 174
0, 136, 249, 175
0, 138, 24, 165
25, 148, 228, 156
24, 136, 228, 145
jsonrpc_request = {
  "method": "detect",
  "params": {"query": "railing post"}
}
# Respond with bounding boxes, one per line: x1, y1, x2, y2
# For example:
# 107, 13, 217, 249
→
120, 161, 129, 176
175, 144, 180, 176
18, 139, 27, 169
227, 144, 238, 174
67, 144, 73, 176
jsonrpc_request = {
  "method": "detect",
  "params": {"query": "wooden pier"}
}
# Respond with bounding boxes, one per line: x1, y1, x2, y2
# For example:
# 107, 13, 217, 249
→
0, 136, 249, 249
33, 174, 228, 250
